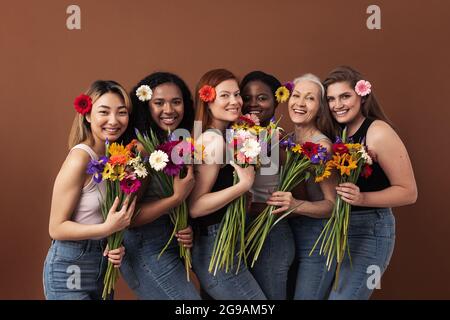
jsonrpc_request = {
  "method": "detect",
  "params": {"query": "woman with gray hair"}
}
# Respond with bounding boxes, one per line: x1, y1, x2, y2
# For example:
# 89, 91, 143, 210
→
266, 73, 339, 299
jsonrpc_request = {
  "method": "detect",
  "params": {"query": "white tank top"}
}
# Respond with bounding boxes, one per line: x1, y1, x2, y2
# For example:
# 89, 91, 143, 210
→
70, 144, 105, 225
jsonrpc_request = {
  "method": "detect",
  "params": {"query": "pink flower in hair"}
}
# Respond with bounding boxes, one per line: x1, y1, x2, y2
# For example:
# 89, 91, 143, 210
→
355, 80, 372, 97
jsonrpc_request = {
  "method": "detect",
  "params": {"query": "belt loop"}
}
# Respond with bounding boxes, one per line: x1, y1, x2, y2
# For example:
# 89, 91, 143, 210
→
85, 239, 92, 252
376, 209, 383, 219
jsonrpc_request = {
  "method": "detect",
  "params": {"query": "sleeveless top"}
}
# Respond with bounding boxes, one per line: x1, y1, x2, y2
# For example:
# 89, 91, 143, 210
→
251, 167, 280, 203
194, 164, 235, 227
348, 118, 391, 211
70, 144, 105, 225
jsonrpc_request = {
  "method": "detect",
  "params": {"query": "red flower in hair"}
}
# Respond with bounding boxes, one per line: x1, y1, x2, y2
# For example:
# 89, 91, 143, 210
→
74, 94, 92, 115
198, 85, 216, 102
301, 141, 320, 159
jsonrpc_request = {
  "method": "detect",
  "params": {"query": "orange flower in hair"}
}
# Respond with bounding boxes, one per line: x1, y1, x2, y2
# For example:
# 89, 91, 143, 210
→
198, 85, 216, 102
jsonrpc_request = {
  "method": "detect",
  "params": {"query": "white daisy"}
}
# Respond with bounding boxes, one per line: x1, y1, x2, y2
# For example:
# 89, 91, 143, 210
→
240, 138, 261, 159
134, 163, 148, 178
149, 150, 169, 171
136, 85, 153, 102
358, 147, 373, 165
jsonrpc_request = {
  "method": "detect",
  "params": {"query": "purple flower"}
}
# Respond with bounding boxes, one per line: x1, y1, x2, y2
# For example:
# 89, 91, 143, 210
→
163, 162, 184, 176
86, 156, 108, 183
284, 81, 294, 93
280, 135, 296, 149
310, 146, 330, 164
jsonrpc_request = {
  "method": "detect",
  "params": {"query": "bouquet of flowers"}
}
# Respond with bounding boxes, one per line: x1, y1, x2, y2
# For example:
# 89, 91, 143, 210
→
245, 134, 331, 267
86, 139, 147, 300
208, 114, 264, 275
309, 128, 373, 289
135, 128, 203, 281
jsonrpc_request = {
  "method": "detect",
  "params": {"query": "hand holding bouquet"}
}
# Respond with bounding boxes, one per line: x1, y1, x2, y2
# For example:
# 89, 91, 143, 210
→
87, 139, 147, 299
245, 134, 331, 267
136, 129, 204, 281
310, 128, 373, 289
208, 114, 263, 275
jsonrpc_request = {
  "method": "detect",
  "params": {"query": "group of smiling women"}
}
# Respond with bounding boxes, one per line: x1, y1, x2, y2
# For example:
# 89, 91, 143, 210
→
43, 66, 417, 300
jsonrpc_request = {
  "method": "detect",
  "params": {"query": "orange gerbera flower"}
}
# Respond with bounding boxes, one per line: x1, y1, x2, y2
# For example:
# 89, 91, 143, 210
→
126, 139, 138, 152
199, 85, 216, 102
109, 154, 128, 166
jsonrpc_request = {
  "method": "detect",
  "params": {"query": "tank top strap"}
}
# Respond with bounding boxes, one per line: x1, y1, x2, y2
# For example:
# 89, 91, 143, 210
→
70, 144, 99, 161
70, 144, 100, 192
349, 118, 374, 144
310, 133, 331, 144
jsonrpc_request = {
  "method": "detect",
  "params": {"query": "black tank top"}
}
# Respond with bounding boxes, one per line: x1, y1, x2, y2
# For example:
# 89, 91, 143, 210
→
194, 164, 235, 227
348, 118, 390, 212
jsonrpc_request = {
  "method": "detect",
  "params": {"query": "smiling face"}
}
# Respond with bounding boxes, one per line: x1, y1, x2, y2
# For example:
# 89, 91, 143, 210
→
288, 80, 322, 126
86, 92, 129, 144
241, 80, 275, 125
326, 81, 363, 125
208, 79, 242, 126
148, 82, 184, 132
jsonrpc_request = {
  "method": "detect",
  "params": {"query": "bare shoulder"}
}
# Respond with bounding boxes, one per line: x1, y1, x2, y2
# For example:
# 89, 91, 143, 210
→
367, 120, 398, 141
59, 148, 91, 179
316, 138, 333, 153
199, 130, 224, 146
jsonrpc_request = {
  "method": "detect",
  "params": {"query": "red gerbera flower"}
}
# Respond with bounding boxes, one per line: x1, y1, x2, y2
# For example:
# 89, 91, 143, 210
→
301, 141, 320, 159
360, 164, 373, 178
332, 143, 349, 155
74, 94, 92, 115
238, 115, 256, 127
198, 85, 216, 103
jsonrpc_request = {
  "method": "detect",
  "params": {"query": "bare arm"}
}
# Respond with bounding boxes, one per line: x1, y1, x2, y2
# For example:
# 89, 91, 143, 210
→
131, 166, 195, 227
269, 140, 337, 218
48, 150, 134, 240
188, 133, 254, 218
336, 120, 418, 207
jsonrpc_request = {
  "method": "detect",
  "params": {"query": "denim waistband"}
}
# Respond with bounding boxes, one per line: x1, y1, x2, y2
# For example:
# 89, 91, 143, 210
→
51, 238, 107, 252
351, 207, 393, 219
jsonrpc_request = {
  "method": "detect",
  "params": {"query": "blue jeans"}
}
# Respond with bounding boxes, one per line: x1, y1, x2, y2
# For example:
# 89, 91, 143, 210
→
43, 239, 108, 300
120, 215, 201, 300
248, 218, 295, 300
192, 223, 267, 300
290, 208, 396, 300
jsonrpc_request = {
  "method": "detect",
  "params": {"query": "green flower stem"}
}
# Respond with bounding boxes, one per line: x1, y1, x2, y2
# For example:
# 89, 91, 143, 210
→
244, 154, 311, 266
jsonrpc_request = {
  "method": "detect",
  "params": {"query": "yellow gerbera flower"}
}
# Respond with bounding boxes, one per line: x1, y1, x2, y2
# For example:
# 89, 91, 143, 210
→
275, 86, 290, 103
108, 143, 130, 157
102, 163, 114, 180
315, 162, 334, 182
114, 165, 126, 181
292, 145, 302, 154
249, 125, 264, 136
231, 123, 247, 130
346, 143, 362, 153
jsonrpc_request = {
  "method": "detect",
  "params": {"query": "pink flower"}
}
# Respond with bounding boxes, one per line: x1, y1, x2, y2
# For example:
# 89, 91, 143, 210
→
355, 80, 372, 97
120, 175, 141, 194
236, 152, 247, 164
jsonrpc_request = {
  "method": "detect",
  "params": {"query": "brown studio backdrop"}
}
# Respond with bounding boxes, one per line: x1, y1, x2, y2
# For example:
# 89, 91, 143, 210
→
1, 0, 449, 299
